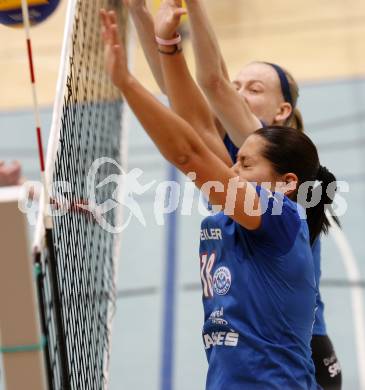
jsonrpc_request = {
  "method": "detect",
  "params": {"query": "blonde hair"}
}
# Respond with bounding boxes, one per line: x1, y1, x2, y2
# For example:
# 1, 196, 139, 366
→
281, 67, 304, 132
288, 107, 304, 132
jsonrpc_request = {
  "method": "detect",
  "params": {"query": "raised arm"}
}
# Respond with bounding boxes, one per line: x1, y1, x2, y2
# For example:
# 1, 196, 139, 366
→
100, 9, 261, 230
103, 7, 230, 165
123, 0, 166, 92
154, 0, 231, 165
184, 0, 262, 146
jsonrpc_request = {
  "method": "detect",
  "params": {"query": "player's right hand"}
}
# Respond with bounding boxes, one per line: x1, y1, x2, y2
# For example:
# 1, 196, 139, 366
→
155, 0, 186, 40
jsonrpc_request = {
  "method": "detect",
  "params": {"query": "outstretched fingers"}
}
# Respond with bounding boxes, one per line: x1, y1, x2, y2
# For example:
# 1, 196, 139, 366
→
110, 23, 122, 48
110, 24, 125, 66
100, 9, 112, 44
100, 9, 122, 47
173, 7, 187, 19
99, 8, 129, 88
108, 10, 117, 24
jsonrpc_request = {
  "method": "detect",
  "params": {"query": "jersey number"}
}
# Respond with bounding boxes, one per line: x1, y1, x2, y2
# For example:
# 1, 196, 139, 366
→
200, 252, 216, 298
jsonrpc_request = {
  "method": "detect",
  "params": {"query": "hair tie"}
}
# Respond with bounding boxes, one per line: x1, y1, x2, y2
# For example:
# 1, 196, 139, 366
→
317, 165, 328, 181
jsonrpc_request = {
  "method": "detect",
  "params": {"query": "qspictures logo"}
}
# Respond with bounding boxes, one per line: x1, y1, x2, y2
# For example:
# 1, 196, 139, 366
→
18, 157, 350, 233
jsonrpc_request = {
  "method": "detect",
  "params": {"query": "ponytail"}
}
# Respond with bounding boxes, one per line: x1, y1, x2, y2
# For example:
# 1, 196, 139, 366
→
287, 107, 304, 133
304, 165, 340, 244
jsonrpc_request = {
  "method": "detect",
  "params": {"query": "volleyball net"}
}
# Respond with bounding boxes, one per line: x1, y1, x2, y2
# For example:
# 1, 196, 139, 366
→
32, 1, 127, 389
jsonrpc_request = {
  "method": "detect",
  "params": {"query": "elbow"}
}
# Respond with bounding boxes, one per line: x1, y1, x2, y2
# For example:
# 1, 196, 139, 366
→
170, 153, 191, 168
167, 144, 203, 174
197, 72, 224, 93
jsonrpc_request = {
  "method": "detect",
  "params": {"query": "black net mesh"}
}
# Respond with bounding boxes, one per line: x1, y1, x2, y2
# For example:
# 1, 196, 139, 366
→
36, 1, 126, 389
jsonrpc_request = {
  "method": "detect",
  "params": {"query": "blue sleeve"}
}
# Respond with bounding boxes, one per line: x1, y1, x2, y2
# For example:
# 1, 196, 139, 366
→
244, 186, 302, 256
223, 134, 239, 164
223, 121, 266, 163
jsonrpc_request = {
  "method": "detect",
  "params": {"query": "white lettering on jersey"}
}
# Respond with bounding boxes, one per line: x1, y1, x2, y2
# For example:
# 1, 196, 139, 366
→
200, 252, 216, 298
203, 331, 239, 349
209, 307, 228, 325
203, 333, 214, 349
215, 332, 225, 346
200, 228, 222, 241
225, 332, 239, 347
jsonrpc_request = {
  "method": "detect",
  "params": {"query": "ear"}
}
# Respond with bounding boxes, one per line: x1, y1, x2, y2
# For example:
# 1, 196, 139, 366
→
274, 102, 292, 124
276, 173, 298, 196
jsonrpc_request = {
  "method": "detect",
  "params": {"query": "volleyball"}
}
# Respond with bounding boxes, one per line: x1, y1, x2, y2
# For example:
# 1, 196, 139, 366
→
0, 0, 61, 27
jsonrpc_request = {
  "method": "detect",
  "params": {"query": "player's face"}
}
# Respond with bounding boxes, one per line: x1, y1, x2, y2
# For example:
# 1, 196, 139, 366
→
232, 134, 281, 191
233, 62, 286, 126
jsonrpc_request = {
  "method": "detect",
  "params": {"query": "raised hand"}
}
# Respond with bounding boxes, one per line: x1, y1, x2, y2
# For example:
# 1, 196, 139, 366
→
155, 0, 186, 40
100, 9, 130, 89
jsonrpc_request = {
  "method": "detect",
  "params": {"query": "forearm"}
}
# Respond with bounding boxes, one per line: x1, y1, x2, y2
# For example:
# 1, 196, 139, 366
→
158, 47, 231, 165
119, 76, 260, 229
204, 80, 262, 147
129, 5, 166, 93
185, 0, 228, 86
101, 6, 261, 230
184, 0, 261, 146
120, 75, 205, 168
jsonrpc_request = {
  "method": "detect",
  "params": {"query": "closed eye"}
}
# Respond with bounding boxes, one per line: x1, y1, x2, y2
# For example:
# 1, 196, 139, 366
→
240, 160, 251, 168
247, 80, 265, 94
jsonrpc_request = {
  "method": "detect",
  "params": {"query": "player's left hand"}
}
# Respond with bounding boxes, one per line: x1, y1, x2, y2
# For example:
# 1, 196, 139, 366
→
155, 0, 186, 40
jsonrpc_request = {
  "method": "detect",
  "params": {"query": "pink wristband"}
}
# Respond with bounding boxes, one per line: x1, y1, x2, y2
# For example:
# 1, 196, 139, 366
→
155, 34, 181, 46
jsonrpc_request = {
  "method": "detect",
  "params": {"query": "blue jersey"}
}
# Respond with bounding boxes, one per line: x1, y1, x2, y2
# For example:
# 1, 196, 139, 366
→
312, 238, 327, 335
224, 133, 327, 335
223, 133, 240, 165
199, 187, 317, 389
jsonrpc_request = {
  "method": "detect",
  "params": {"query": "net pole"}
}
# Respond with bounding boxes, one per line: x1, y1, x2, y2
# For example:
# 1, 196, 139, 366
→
20, 1, 71, 388
19, 2, 58, 389
20, 0, 48, 212
31, 0, 76, 388
34, 252, 54, 390
45, 228, 71, 390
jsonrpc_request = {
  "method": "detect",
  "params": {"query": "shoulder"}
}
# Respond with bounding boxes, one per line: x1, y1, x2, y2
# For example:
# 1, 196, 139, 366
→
239, 186, 305, 256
